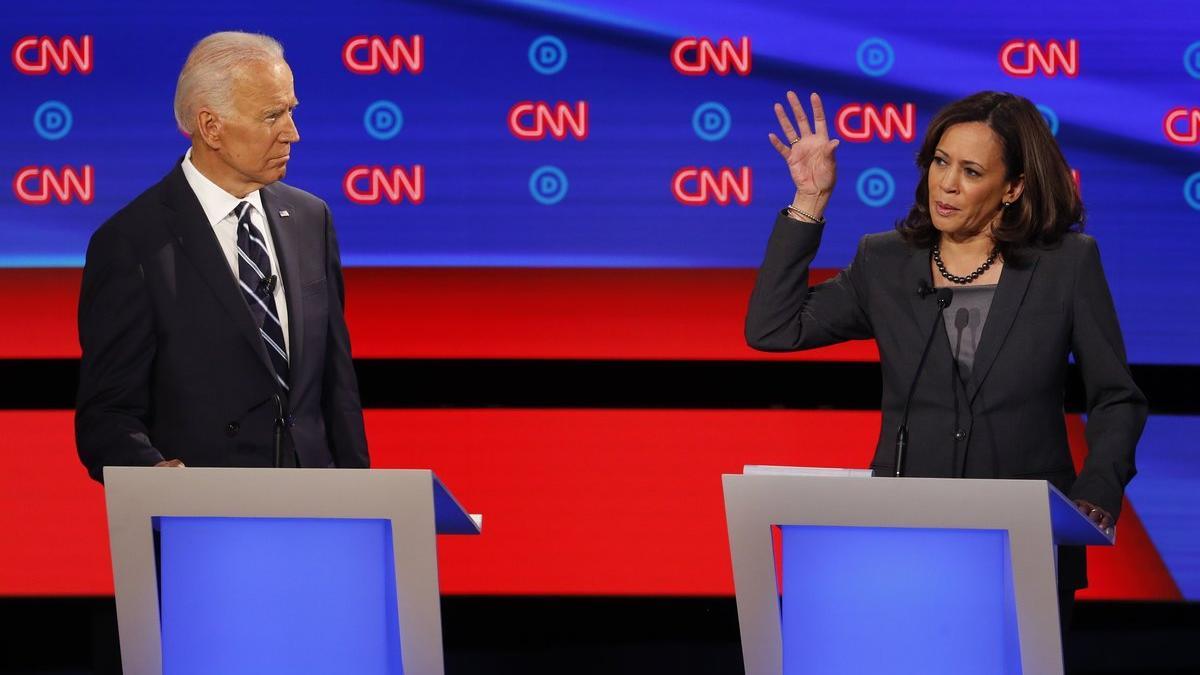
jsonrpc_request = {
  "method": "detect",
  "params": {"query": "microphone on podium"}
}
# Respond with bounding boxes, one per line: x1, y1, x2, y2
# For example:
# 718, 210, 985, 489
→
894, 281, 953, 477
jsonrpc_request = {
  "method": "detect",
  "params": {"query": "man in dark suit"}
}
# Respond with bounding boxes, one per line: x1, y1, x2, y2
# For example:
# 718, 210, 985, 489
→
76, 31, 369, 480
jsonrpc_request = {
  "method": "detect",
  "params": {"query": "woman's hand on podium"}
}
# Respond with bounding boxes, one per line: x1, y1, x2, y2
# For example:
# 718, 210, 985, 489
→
768, 91, 839, 220
1073, 498, 1113, 532
154, 458, 185, 468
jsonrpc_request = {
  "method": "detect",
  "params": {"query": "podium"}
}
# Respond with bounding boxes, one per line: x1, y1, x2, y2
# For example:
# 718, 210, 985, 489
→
104, 467, 480, 675
723, 470, 1114, 675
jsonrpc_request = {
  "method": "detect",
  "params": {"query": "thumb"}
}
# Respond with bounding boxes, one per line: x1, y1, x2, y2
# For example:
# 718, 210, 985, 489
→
827, 139, 840, 153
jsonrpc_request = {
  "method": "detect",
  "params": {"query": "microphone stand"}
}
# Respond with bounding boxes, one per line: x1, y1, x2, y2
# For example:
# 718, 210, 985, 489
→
894, 285, 953, 477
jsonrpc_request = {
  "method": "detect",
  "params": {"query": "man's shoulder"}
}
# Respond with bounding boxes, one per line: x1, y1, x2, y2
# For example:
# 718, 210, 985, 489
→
93, 168, 177, 243
265, 181, 328, 216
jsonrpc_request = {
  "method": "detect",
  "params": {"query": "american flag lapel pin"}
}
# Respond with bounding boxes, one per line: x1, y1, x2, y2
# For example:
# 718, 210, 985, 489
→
279, 209, 290, 217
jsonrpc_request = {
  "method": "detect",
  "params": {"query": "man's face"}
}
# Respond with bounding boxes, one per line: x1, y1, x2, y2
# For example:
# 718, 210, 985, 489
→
215, 58, 300, 190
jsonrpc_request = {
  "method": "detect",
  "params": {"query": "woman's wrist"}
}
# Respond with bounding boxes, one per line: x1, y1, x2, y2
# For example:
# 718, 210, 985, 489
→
790, 190, 830, 221
786, 190, 829, 223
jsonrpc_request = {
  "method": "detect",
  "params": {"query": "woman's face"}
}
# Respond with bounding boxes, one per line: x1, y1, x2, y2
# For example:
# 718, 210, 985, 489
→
927, 121, 1023, 240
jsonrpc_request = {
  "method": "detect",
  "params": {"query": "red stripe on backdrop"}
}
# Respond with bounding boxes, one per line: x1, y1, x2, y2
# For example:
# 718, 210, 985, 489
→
0, 268, 876, 360
0, 410, 1179, 599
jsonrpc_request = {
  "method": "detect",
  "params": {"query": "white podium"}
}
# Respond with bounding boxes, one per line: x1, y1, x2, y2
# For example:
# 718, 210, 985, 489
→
104, 467, 480, 675
724, 470, 1113, 675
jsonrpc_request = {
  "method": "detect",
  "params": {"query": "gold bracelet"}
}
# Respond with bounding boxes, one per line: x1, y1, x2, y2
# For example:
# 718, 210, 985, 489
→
785, 205, 825, 224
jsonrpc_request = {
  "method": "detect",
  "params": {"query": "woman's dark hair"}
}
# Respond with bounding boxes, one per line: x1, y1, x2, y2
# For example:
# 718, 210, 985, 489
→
896, 91, 1084, 257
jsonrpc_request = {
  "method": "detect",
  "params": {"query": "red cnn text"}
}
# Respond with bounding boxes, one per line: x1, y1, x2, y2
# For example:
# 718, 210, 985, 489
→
11, 35, 93, 75
343, 166, 424, 205
13, 166, 94, 205
670, 37, 751, 76
672, 167, 752, 206
508, 101, 589, 141
999, 39, 1078, 77
835, 103, 916, 143
342, 35, 424, 75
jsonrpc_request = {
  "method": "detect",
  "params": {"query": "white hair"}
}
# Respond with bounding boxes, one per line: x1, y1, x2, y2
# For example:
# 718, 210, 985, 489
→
173, 31, 285, 135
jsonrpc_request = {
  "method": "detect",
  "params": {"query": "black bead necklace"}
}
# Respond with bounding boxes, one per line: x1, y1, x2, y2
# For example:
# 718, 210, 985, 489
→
932, 242, 999, 285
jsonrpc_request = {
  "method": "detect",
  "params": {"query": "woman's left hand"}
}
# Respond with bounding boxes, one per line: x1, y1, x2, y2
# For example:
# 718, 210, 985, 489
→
1073, 499, 1114, 531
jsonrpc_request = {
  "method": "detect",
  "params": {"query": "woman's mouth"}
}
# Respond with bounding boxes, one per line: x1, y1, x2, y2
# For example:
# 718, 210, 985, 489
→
935, 201, 959, 217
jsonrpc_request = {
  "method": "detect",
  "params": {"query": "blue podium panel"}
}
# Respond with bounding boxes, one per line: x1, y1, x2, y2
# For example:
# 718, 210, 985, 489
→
780, 526, 1020, 675
156, 517, 403, 675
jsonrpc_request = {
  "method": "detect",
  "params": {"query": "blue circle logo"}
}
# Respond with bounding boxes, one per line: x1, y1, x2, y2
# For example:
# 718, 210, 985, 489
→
1185, 41, 1200, 80
529, 165, 569, 205
692, 102, 732, 141
363, 100, 403, 140
1036, 104, 1059, 136
529, 35, 567, 75
856, 38, 894, 77
34, 100, 73, 140
856, 167, 895, 207
1184, 172, 1200, 211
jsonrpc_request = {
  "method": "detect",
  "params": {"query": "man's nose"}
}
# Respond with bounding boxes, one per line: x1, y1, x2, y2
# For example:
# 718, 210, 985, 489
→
282, 114, 300, 143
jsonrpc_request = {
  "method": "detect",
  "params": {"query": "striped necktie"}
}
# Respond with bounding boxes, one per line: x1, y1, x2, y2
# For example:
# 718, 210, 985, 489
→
234, 201, 289, 392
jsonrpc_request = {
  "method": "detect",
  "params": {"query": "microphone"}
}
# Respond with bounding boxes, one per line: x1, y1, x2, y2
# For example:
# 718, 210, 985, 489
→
952, 307, 969, 477
257, 274, 278, 296
272, 393, 285, 468
894, 284, 954, 477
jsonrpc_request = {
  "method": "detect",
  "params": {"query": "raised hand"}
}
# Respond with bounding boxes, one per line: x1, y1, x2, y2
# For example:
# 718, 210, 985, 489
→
768, 91, 840, 202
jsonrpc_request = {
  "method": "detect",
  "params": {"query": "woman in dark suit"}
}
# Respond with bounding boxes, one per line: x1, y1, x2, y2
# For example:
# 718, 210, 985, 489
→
744, 90, 1147, 617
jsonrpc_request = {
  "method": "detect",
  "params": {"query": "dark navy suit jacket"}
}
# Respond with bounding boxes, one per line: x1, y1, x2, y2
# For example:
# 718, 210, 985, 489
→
746, 214, 1147, 589
76, 163, 369, 480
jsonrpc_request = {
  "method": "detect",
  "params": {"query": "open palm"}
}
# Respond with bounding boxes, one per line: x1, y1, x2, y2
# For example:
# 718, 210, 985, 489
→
768, 91, 839, 196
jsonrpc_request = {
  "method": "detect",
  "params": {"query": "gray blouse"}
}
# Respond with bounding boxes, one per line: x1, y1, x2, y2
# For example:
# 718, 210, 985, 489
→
942, 283, 997, 382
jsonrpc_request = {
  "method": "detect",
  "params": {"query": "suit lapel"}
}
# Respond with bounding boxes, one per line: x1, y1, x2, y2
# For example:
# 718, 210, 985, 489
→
966, 252, 1038, 403
161, 164, 275, 376
260, 185, 303, 387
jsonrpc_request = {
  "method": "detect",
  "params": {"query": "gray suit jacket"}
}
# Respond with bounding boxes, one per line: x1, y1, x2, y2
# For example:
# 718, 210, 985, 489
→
746, 214, 1147, 589
76, 163, 369, 480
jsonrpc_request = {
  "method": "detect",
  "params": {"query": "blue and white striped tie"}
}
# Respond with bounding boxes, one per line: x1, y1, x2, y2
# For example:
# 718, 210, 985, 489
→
234, 201, 289, 392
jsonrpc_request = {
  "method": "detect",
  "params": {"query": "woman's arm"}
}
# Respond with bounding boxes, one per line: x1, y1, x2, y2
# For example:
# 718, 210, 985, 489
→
746, 91, 872, 351
1068, 236, 1148, 522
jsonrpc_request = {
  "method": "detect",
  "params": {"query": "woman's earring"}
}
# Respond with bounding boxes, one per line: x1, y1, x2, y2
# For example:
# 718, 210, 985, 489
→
1002, 201, 1011, 208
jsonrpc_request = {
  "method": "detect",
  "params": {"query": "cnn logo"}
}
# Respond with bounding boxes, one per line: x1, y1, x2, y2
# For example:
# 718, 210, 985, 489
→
342, 35, 423, 75
13, 166, 93, 205
1164, 108, 1200, 145
12, 35, 92, 75
999, 39, 1078, 77
343, 166, 424, 205
508, 101, 588, 141
835, 103, 915, 143
672, 167, 752, 206
671, 37, 751, 76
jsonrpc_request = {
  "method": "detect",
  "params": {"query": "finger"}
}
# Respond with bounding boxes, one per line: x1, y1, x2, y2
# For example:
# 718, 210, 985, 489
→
786, 91, 812, 138
826, 138, 840, 155
811, 92, 829, 138
774, 102, 800, 143
767, 132, 789, 157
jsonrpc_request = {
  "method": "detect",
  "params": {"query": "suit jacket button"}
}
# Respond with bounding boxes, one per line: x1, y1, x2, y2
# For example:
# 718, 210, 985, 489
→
954, 429, 967, 441
226, 422, 240, 437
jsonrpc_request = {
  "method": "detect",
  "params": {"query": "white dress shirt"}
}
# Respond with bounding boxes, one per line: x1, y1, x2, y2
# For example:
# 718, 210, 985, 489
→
180, 149, 290, 354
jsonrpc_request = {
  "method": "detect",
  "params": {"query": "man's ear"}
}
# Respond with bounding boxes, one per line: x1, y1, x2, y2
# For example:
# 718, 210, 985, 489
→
195, 109, 222, 150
